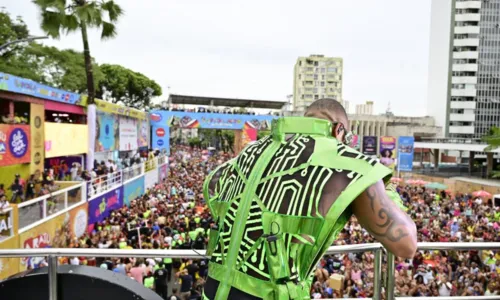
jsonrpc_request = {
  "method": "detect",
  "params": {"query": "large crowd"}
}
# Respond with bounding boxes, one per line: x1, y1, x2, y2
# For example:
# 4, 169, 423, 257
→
8, 144, 500, 299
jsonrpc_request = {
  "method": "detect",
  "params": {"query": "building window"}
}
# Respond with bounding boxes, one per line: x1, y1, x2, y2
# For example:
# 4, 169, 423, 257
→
314, 74, 318, 80
320, 82, 325, 87
328, 67, 337, 73
314, 95, 319, 100
321, 68, 326, 73
313, 88, 318, 93
321, 75, 325, 80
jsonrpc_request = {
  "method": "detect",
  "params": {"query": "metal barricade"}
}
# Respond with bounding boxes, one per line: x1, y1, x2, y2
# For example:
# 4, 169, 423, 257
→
86, 170, 123, 197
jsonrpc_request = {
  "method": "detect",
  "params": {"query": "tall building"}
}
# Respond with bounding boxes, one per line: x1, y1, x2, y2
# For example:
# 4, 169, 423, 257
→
293, 55, 343, 111
427, 0, 500, 139
355, 101, 374, 115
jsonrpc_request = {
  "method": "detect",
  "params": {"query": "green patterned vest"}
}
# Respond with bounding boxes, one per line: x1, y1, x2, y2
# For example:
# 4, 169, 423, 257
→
203, 117, 394, 300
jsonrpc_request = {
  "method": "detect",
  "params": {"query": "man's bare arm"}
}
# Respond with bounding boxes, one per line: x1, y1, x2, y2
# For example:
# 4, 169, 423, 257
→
352, 180, 417, 258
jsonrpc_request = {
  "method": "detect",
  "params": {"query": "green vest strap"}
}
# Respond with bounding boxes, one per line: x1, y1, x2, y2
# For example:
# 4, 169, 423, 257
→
261, 212, 324, 244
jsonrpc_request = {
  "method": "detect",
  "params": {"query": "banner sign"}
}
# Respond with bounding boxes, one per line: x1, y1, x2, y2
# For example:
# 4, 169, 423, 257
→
362, 136, 377, 156
379, 136, 396, 169
95, 99, 147, 120
96, 111, 118, 152
152, 125, 170, 153
123, 175, 145, 207
87, 187, 123, 230
149, 111, 276, 130
350, 135, 360, 150
30, 103, 45, 174
159, 163, 168, 182
19, 202, 88, 271
0, 72, 83, 105
0, 125, 30, 167
398, 136, 415, 172
44, 123, 88, 158
119, 116, 138, 151
138, 119, 149, 148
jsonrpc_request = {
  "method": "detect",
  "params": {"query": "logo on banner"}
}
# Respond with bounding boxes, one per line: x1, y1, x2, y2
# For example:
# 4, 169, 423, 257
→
9, 128, 28, 158
150, 113, 162, 122
156, 128, 165, 137
105, 123, 110, 135
34, 116, 41, 128
157, 140, 164, 146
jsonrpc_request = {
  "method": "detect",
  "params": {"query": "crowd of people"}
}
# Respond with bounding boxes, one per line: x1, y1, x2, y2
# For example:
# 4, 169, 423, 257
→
10, 143, 500, 299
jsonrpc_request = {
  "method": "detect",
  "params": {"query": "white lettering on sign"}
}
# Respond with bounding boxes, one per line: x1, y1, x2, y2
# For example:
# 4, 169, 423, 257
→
0, 216, 12, 232
11, 131, 27, 154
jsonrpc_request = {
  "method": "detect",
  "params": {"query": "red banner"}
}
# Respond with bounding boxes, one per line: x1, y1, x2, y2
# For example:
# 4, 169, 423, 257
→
0, 125, 30, 166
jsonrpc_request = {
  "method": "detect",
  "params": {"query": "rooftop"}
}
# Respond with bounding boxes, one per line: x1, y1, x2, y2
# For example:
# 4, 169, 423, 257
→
168, 94, 286, 110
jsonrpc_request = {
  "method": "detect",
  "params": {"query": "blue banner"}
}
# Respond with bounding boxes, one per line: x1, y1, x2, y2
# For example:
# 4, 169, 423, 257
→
397, 136, 415, 172
152, 125, 170, 153
87, 187, 123, 230
123, 175, 145, 207
149, 111, 277, 130
96, 112, 117, 152
0, 72, 83, 105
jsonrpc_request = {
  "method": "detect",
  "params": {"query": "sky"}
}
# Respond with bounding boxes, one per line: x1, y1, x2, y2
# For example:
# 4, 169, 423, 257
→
4, 0, 432, 116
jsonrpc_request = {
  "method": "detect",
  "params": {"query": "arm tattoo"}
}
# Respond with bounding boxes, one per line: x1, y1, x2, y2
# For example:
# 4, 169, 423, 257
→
366, 185, 409, 242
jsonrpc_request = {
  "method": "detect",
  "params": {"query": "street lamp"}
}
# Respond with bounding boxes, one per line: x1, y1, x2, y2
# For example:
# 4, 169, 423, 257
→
0, 36, 48, 53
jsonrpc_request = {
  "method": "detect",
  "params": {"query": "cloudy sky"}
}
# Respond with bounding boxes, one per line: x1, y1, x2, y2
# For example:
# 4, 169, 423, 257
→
5, 0, 431, 115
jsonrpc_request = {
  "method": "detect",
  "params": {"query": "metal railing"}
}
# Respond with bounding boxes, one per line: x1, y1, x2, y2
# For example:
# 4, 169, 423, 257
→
122, 163, 145, 182
17, 182, 86, 232
87, 170, 123, 197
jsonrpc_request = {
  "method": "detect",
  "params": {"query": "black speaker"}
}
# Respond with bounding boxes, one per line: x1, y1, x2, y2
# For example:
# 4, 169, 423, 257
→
0, 265, 163, 300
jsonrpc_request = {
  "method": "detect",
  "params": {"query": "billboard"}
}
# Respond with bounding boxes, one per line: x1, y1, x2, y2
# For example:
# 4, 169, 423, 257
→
95, 99, 147, 120
30, 103, 45, 174
18, 202, 88, 271
379, 136, 397, 169
0, 125, 30, 167
362, 136, 377, 156
398, 136, 415, 172
119, 116, 138, 151
0, 72, 83, 105
95, 111, 118, 152
123, 175, 144, 207
87, 187, 123, 231
44, 123, 88, 158
138, 119, 149, 148
152, 126, 170, 153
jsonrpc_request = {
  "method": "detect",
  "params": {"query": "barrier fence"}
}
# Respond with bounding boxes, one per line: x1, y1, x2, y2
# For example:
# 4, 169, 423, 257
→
1, 243, 499, 300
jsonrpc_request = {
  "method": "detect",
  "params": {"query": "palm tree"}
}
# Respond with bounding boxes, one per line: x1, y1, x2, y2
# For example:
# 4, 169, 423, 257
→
483, 126, 500, 178
32, 0, 123, 104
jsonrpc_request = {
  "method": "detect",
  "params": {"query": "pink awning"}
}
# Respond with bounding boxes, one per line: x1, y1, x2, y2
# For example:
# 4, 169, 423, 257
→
45, 101, 85, 115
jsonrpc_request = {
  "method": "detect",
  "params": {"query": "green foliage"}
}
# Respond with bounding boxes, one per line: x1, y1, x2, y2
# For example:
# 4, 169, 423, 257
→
97, 64, 162, 110
257, 130, 271, 140
482, 126, 500, 152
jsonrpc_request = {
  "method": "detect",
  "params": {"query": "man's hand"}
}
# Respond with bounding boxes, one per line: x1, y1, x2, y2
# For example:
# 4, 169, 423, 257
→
352, 180, 417, 258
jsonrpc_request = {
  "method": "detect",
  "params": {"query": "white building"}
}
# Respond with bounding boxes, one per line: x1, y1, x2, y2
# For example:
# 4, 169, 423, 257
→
427, 0, 500, 139
355, 101, 374, 115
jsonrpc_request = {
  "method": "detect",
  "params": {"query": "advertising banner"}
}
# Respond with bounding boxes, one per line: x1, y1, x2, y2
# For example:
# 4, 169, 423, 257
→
30, 103, 45, 174
119, 116, 138, 151
44, 123, 88, 158
398, 136, 415, 172
0, 72, 84, 105
379, 136, 397, 169
350, 135, 360, 151
362, 136, 378, 156
123, 175, 145, 207
144, 169, 159, 190
95, 99, 147, 120
87, 187, 123, 231
149, 111, 276, 130
138, 119, 149, 148
0, 236, 20, 280
242, 124, 257, 148
96, 111, 118, 152
0, 125, 30, 167
19, 202, 88, 271
152, 125, 170, 153
159, 164, 168, 182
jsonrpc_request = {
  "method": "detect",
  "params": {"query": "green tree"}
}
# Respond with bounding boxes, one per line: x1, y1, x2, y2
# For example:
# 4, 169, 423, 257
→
97, 64, 162, 110
32, 0, 124, 104
482, 126, 500, 178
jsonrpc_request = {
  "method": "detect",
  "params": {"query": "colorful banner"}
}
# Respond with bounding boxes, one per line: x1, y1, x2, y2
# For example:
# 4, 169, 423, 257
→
350, 135, 360, 150
242, 124, 257, 148
0, 125, 30, 167
0, 235, 20, 280
87, 187, 123, 231
138, 119, 149, 148
379, 136, 397, 169
149, 111, 276, 130
0, 72, 84, 106
398, 136, 415, 172
123, 175, 145, 207
44, 123, 88, 158
95, 99, 147, 120
96, 111, 118, 152
18, 202, 88, 271
30, 103, 45, 174
159, 163, 168, 182
152, 125, 170, 153
119, 116, 138, 151
362, 136, 378, 156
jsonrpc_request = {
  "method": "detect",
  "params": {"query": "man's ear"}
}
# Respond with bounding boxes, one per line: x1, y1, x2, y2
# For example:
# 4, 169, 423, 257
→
333, 123, 345, 142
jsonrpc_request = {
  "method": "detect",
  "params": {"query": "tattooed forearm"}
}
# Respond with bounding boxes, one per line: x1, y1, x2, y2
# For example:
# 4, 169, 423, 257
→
366, 185, 409, 242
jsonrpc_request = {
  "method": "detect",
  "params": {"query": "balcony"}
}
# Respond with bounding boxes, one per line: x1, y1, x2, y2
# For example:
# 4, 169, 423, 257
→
451, 76, 477, 84
450, 101, 476, 109
455, 13, 481, 22
455, 0, 481, 9
452, 63, 478, 72
449, 113, 476, 122
454, 38, 480, 47
453, 51, 478, 59
451, 88, 477, 97
454, 25, 480, 34
449, 125, 475, 134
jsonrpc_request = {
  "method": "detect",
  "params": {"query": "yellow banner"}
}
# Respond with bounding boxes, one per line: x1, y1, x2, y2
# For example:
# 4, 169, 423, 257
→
44, 123, 88, 158
30, 103, 45, 174
0, 235, 20, 279
94, 99, 147, 120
